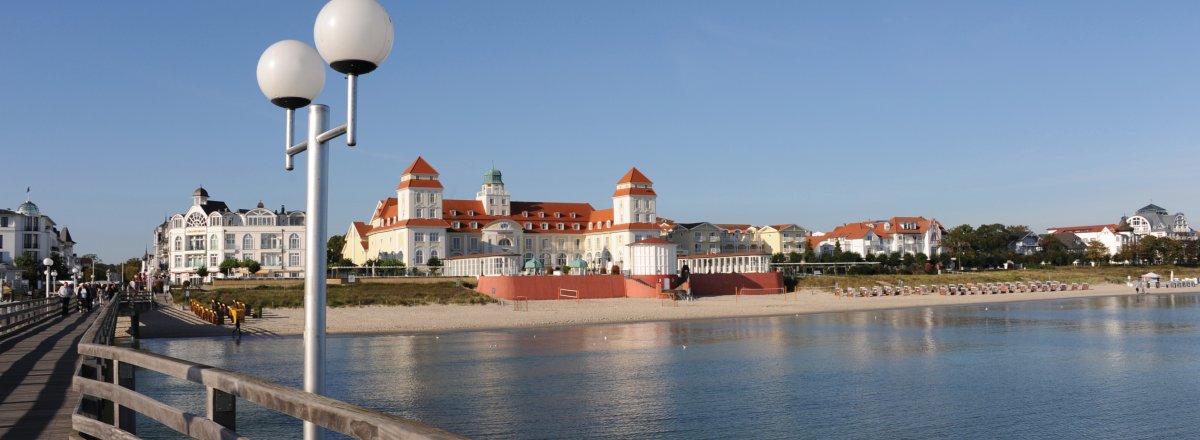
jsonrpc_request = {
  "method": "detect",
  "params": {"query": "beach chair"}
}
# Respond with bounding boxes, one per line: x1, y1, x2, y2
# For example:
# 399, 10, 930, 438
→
872, 286, 882, 297
1082, 283, 1089, 290
903, 286, 912, 296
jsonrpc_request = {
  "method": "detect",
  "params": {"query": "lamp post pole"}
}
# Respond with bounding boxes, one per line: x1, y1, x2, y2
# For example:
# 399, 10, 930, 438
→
42, 257, 53, 298
256, 2, 393, 438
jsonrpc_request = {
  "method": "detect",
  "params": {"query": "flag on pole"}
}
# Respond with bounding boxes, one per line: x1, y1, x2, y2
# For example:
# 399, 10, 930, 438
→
26, 187, 30, 193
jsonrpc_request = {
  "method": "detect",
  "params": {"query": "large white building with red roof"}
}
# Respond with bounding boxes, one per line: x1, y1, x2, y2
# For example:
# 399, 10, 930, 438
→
809, 217, 944, 257
343, 157, 664, 273
1045, 224, 1124, 256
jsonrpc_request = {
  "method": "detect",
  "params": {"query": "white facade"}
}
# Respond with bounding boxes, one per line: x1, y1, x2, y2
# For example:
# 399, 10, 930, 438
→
346, 157, 662, 275
0, 199, 77, 290
153, 188, 305, 284
679, 253, 771, 274
628, 238, 678, 276
1046, 225, 1123, 256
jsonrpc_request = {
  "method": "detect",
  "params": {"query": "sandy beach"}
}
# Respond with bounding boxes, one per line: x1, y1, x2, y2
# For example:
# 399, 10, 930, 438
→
128, 282, 1191, 339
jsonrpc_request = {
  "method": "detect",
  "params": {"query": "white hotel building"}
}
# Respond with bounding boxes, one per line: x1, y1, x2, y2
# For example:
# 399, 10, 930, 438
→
152, 188, 306, 283
0, 199, 77, 289
343, 157, 663, 275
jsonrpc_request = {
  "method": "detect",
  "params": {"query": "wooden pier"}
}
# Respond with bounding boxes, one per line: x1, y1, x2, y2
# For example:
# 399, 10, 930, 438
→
0, 307, 95, 439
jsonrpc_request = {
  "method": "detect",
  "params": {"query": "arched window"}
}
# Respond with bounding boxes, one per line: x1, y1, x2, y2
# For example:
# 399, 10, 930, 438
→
210, 234, 218, 250
186, 212, 207, 227
174, 236, 182, 251
289, 234, 300, 249
415, 250, 424, 265
539, 253, 549, 267
243, 234, 254, 250
498, 238, 512, 247
557, 254, 567, 267
430, 250, 439, 260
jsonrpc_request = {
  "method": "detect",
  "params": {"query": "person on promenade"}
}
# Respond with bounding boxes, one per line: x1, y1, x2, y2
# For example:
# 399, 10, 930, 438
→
57, 282, 73, 317
78, 284, 89, 312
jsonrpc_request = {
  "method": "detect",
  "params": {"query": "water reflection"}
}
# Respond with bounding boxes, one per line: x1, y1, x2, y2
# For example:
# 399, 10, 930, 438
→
137, 292, 1200, 440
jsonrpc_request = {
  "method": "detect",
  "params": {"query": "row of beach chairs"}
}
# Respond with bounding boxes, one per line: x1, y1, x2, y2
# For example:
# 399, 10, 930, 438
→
833, 281, 1089, 298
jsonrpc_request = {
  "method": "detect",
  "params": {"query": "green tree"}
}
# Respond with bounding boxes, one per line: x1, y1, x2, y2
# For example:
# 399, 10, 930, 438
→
787, 251, 802, 263
770, 253, 787, 263
120, 258, 142, 284
327, 234, 346, 264
14, 251, 40, 284
196, 266, 209, 279
243, 259, 261, 275
1085, 240, 1109, 265
219, 258, 241, 275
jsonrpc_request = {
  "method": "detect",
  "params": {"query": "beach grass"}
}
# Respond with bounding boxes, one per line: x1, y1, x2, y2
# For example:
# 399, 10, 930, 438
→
793, 265, 1200, 290
171, 281, 497, 309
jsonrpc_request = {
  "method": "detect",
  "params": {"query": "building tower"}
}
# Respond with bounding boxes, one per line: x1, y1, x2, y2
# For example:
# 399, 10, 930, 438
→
193, 187, 209, 206
612, 168, 656, 225
477, 166, 511, 216
396, 156, 444, 221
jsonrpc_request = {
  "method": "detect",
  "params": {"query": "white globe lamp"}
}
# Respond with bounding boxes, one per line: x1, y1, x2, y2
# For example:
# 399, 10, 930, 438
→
314, 0, 394, 75
257, 40, 326, 109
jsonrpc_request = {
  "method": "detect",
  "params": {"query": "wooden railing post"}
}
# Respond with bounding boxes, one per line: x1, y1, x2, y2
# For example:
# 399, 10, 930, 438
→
208, 387, 236, 431
115, 359, 137, 434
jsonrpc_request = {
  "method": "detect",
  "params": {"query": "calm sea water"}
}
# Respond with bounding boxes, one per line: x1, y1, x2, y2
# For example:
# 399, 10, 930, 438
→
136, 292, 1200, 439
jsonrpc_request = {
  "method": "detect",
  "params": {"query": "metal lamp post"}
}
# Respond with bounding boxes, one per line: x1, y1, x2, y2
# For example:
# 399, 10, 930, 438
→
42, 257, 53, 297
256, 1, 393, 438
51, 271, 58, 289
72, 266, 80, 286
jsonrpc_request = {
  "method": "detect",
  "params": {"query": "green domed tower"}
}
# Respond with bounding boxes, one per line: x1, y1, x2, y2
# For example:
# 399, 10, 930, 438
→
476, 164, 511, 216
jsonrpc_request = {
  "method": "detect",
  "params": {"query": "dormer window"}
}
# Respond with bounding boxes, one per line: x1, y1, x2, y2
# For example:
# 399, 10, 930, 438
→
573, 224, 581, 230
541, 222, 549, 229
524, 222, 532, 229
522, 211, 529, 217
467, 210, 474, 216
557, 223, 564, 230
606, 221, 612, 228
450, 210, 457, 216
570, 213, 577, 218
555, 212, 561, 218
470, 221, 478, 229
453, 221, 461, 228
538, 212, 545, 218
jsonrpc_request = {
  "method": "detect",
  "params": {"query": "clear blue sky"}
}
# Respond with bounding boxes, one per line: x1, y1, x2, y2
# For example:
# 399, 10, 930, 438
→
4, 1, 1199, 263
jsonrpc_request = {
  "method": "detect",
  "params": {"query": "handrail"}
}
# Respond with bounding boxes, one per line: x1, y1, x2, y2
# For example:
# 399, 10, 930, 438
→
1, 296, 74, 339
73, 295, 464, 439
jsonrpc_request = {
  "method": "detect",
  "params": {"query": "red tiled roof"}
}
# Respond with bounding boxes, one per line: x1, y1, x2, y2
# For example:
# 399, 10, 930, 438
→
351, 222, 370, 250
617, 167, 652, 185
402, 156, 439, 175
716, 224, 753, 232
396, 179, 444, 190
612, 187, 657, 197
1047, 224, 1120, 234
372, 198, 398, 221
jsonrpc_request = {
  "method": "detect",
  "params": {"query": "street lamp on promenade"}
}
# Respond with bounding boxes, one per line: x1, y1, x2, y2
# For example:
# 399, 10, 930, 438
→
256, 1, 393, 439
72, 266, 80, 286
42, 257, 53, 297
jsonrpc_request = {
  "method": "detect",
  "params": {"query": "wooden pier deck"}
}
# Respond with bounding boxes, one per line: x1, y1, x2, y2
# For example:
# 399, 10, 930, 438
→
0, 310, 97, 439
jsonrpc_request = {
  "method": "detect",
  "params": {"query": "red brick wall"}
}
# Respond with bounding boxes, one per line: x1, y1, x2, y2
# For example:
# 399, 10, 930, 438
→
476, 275, 627, 300
688, 272, 784, 296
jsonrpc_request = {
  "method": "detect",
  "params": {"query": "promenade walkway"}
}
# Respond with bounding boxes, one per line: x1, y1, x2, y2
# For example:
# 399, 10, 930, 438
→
0, 309, 97, 439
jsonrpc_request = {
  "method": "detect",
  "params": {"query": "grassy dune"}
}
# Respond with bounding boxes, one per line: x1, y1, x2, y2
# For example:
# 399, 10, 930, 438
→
172, 281, 496, 308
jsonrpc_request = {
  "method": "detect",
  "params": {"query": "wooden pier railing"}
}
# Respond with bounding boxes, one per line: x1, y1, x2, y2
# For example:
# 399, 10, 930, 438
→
1, 296, 76, 339
72, 297, 465, 439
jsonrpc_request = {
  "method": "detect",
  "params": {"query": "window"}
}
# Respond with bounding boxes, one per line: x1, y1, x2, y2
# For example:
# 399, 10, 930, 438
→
524, 222, 532, 229
695, 243, 702, 252
452, 237, 461, 249
525, 238, 533, 249
470, 222, 478, 229
262, 254, 280, 266
414, 250, 424, 265
522, 211, 528, 217
539, 212, 545, 218
243, 234, 254, 250
499, 238, 512, 247
555, 212, 561, 218
242, 253, 252, 261
174, 236, 182, 251
453, 221, 461, 228
210, 255, 218, 266
260, 234, 280, 250
429, 233, 439, 242
573, 224, 581, 230
431, 250, 439, 260
290, 253, 300, 266
414, 233, 425, 242
500, 223, 510, 230
541, 223, 548, 229
225, 234, 235, 248
174, 256, 181, 268
542, 239, 549, 248
450, 210, 458, 216
469, 238, 479, 250
557, 223, 564, 230
468, 210, 474, 216
0, 217, 7, 227
210, 234, 218, 250
289, 234, 300, 248
556, 253, 567, 266
188, 235, 205, 251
